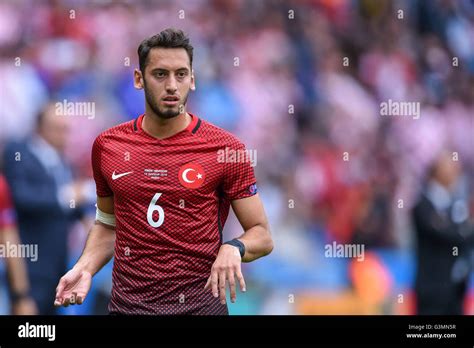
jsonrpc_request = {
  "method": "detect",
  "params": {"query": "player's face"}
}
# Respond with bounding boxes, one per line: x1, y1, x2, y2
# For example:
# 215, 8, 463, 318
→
138, 48, 195, 119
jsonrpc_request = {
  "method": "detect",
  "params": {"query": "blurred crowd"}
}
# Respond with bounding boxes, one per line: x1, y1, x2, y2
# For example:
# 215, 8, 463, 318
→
0, 0, 473, 315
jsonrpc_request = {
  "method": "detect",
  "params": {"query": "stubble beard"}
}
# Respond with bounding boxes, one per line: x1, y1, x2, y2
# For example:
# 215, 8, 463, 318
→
144, 79, 189, 120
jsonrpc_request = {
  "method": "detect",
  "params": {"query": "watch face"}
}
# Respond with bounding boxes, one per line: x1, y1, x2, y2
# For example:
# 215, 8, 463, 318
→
236, 241, 245, 257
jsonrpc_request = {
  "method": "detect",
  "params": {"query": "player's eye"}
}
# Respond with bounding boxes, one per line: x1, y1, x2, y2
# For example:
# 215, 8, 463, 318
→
177, 72, 187, 78
154, 71, 166, 78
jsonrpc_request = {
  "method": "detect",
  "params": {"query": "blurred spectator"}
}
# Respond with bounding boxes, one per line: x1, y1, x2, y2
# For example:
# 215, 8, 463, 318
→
2, 103, 90, 314
0, 174, 37, 315
412, 152, 474, 314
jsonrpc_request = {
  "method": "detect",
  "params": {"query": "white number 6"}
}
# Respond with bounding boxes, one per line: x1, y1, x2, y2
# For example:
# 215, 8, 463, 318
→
147, 193, 164, 227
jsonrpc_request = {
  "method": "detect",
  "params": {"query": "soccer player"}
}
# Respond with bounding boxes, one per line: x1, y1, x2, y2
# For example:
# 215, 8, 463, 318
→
54, 28, 273, 315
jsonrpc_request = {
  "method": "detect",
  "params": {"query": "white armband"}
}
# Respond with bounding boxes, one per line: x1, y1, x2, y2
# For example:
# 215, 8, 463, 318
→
95, 205, 116, 227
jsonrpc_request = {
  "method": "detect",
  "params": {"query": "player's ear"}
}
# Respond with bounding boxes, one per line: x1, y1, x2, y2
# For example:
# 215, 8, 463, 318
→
134, 69, 144, 90
190, 69, 196, 91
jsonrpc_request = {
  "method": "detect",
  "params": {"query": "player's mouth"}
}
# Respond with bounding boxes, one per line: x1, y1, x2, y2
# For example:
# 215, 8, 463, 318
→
162, 96, 180, 106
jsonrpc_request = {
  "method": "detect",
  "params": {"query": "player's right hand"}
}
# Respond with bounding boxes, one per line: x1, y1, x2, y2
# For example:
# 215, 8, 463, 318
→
54, 268, 92, 307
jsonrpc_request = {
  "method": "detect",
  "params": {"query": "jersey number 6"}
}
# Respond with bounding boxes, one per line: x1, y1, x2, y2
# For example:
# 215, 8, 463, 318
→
147, 193, 165, 227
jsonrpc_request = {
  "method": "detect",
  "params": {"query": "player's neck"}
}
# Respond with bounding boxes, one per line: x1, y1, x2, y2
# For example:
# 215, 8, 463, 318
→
142, 111, 192, 140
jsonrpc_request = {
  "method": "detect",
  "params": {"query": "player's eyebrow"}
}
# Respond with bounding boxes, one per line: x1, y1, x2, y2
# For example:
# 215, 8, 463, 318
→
150, 67, 189, 73
150, 68, 168, 73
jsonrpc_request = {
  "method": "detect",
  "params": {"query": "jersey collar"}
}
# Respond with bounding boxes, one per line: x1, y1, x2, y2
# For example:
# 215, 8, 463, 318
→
134, 112, 201, 136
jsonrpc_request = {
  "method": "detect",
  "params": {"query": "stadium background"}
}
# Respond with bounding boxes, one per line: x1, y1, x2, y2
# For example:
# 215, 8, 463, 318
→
0, 0, 473, 315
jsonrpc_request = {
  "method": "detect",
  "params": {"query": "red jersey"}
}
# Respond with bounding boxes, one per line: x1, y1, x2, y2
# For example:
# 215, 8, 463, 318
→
0, 174, 16, 230
92, 113, 256, 315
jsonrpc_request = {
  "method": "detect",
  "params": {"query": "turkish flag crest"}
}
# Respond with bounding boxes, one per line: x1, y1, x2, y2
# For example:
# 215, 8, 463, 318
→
178, 163, 206, 189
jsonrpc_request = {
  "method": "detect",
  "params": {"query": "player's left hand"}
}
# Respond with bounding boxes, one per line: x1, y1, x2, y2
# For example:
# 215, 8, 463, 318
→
204, 244, 246, 304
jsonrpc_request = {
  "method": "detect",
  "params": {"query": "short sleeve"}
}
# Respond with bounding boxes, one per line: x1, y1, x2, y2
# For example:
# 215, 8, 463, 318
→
91, 136, 113, 197
221, 140, 257, 200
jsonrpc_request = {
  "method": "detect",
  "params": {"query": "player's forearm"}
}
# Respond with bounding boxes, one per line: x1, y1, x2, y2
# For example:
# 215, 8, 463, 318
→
237, 223, 273, 262
1, 228, 31, 295
73, 222, 115, 276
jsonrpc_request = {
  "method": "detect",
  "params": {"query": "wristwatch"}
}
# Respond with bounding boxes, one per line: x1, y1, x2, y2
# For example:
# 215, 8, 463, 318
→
10, 290, 30, 303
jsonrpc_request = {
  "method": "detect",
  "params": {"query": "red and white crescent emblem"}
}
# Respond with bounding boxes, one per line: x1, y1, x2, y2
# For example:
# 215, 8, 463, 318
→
178, 163, 206, 189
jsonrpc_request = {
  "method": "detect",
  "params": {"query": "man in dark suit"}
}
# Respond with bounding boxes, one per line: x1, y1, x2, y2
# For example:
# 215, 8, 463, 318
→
2, 103, 87, 314
413, 152, 474, 315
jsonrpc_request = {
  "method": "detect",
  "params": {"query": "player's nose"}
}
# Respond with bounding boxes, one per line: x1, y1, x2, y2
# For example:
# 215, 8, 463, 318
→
165, 76, 178, 93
